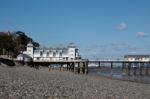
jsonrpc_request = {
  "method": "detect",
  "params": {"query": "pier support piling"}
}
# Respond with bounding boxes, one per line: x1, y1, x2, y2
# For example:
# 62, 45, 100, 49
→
140, 63, 144, 76
77, 62, 80, 74
133, 62, 137, 76
146, 63, 149, 76
128, 63, 131, 76
122, 62, 126, 75
98, 62, 101, 73
110, 62, 113, 76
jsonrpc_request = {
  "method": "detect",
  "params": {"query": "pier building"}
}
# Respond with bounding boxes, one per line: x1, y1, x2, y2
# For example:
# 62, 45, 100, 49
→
124, 55, 150, 62
17, 42, 81, 61
16, 42, 88, 74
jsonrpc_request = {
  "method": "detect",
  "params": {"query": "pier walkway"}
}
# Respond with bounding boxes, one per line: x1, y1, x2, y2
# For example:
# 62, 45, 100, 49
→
0, 55, 15, 66
33, 59, 89, 74
0, 55, 89, 74
89, 60, 150, 76
0, 55, 149, 75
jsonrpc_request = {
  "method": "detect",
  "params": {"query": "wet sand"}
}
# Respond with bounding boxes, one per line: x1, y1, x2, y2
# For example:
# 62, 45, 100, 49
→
0, 65, 150, 99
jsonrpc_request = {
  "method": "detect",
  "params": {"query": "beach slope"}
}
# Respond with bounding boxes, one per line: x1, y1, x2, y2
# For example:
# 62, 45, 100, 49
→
0, 66, 150, 99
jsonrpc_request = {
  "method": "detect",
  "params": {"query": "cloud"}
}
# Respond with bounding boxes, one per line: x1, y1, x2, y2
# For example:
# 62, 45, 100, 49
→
117, 22, 128, 31
111, 43, 138, 52
82, 43, 145, 59
84, 44, 107, 52
137, 32, 146, 38
111, 43, 129, 51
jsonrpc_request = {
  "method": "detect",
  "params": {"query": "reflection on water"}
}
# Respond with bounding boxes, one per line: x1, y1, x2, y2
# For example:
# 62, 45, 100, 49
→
88, 66, 150, 84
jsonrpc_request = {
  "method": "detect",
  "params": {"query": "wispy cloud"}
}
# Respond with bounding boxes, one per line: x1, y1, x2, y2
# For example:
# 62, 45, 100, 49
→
84, 44, 107, 52
111, 43, 129, 50
110, 43, 138, 52
137, 32, 146, 38
117, 22, 128, 31
82, 43, 146, 59
84, 43, 138, 53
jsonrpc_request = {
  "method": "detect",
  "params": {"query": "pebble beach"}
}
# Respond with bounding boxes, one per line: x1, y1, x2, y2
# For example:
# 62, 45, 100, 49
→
0, 65, 150, 99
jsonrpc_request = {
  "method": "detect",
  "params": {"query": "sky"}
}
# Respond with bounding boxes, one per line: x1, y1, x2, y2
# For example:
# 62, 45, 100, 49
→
0, 0, 150, 59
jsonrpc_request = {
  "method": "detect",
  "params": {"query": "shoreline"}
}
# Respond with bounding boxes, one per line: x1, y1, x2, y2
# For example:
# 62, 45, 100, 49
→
88, 66, 150, 84
88, 73, 150, 85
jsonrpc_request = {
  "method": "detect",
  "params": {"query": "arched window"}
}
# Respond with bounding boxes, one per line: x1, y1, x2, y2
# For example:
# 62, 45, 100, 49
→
40, 51, 43, 56
53, 52, 56, 57
59, 52, 62, 57
47, 52, 49, 57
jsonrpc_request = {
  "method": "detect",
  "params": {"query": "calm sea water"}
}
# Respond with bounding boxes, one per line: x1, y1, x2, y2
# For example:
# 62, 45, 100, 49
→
88, 64, 150, 84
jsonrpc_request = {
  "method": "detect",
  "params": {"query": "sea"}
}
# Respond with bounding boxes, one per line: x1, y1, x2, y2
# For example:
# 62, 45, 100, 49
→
88, 63, 150, 84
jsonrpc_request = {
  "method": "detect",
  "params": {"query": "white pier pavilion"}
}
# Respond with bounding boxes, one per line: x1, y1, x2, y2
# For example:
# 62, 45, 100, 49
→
17, 42, 81, 62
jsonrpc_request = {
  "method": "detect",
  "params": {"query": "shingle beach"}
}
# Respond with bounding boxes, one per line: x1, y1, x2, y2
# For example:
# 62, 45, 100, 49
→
0, 65, 150, 99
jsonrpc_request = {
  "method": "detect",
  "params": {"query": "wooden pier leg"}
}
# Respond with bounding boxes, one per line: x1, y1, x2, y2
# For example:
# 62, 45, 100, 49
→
80, 62, 83, 74
85, 61, 88, 74
68, 63, 70, 71
69, 63, 72, 71
121, 62, 124, 72
70, 63, 72, 71
67, 63, 69, 71
140, 62, 143, 76
59, 64, 61, 71
128, 62, 131, 76
122, 62, 125, 75
98, 61, 100, 68
125, 63, 127, 73
77, 62, 80, 74
98, 61, 101, 73
74, 62, 76, 73
110, 62, 113, 76
60, 64, 63, 71
48, 64, 51, 71
72, 62, 75, 72
62, 64, 64, 71
133, 63, 137, 76
146, 63, 149, 76
121, 62, 125, 73
82, 62, 88, 74
82, 62, 85, 74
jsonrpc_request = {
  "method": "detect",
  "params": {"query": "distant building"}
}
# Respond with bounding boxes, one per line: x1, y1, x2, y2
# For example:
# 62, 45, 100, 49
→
17, 42, 81, 61
124, 55, 150, 61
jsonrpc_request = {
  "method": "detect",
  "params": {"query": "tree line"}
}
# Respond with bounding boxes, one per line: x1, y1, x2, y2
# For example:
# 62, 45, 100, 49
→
0, 31, 39, 57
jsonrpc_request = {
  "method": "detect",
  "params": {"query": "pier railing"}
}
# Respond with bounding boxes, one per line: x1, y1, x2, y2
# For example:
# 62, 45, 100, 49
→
33, 59, 88, 63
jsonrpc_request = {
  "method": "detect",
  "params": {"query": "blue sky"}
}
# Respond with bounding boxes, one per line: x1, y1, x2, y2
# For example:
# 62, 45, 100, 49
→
0, 0, 150, 59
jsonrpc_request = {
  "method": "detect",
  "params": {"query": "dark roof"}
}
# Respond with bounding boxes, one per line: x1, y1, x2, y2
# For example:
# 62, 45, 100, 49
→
18, 54, 31, 58
27, 42, 33, 47
68, 42, 76, 48
34, 48, 68, 54
35, 47, 67, 51
124, 55, 150, 58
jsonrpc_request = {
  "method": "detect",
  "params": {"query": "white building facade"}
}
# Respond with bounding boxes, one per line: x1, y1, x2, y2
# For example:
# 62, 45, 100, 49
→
124, 55, 150, 62
18, 42, 81, 61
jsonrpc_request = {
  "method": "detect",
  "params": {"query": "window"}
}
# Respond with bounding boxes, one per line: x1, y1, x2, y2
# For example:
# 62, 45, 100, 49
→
47, 52, 49, 56
40, 51, 43, 56
53, 52, 56, 57
59, 52, 62, 57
